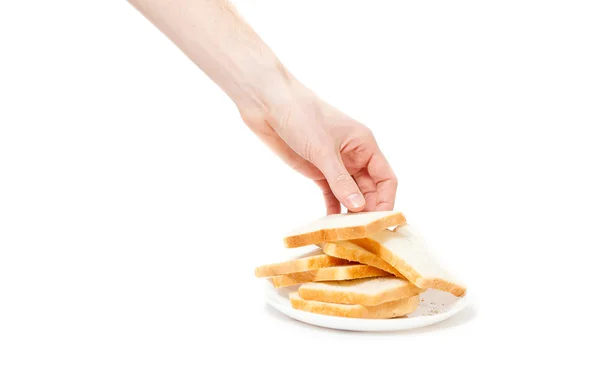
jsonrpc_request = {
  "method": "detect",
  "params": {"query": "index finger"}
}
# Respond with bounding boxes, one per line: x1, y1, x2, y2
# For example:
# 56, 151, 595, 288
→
367, 149, 398, 211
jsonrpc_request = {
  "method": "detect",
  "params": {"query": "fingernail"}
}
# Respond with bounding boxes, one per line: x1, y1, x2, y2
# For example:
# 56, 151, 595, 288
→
346, 193, 365, 209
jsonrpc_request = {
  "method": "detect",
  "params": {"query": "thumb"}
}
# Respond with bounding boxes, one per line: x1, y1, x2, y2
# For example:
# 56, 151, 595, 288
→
316, 152, 365, 212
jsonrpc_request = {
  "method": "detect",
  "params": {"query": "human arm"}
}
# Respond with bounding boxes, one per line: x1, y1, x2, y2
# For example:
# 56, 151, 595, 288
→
127, 0, 398, 213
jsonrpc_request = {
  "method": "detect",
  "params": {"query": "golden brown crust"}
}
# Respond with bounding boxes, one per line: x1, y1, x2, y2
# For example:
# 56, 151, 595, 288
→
322, 241, 406, 278
416, 278, 467, 297
298, 280, 424, 306
289, 292, 419, 319
269, 264, 389, 288
350, 237, 467, 297
254, 253, 350, 278
283, 212, 407, 248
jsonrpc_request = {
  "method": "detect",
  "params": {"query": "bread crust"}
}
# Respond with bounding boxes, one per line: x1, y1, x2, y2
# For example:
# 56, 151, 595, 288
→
350, 236, 467, 297
322, 241, 405, 278
254, 251, 350, 278
289, 292, 420, 319
269, 264, 389, 288
283, 212, 407, 248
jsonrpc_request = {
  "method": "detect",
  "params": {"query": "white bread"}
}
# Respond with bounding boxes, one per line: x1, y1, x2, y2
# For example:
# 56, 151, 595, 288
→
351, 225, 467, 297
289, 291, 419, 319
254, 248, 351, 278
283, 211, 406, 248
298, 277, 424, 306
322, 240, 405, 278
269, 264, 389, 288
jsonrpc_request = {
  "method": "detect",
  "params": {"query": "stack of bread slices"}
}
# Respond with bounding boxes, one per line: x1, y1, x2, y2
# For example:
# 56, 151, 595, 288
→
255, 211, 467, 319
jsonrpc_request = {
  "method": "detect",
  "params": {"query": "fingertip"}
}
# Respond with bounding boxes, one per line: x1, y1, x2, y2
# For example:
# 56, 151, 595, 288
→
344, 193, 366, 212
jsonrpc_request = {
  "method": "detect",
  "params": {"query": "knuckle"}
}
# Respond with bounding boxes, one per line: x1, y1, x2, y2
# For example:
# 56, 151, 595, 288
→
354, 125, 374, 141
362, 126, 375, 139
387, 177, 399, 192
334, 172, 354, 186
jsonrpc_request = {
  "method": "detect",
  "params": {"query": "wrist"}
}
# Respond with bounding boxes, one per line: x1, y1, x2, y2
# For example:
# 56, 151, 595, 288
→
232, 62, 308, 119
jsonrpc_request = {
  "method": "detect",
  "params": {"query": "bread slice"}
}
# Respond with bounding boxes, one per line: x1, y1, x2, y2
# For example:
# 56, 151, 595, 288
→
283, 211, 406, 248
289, 291, 419, 319
351, 225, 467, 297
269, 264, 389, 288
298, 277, 424, 306
254, 248, 351, 278
322, 240, 405, 278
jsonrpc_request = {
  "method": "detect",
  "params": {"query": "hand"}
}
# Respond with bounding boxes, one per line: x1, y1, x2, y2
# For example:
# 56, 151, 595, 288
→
128, 0, 398, 214
239, 83, 398, 215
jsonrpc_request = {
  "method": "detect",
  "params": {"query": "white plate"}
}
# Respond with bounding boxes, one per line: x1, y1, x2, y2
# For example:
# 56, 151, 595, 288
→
265, 281, 471, 332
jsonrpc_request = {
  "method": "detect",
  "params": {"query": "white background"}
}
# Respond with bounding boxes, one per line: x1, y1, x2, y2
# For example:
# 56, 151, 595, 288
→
1, 1, 599, 379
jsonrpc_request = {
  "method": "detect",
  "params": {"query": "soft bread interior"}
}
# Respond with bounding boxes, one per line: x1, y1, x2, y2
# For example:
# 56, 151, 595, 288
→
352, 225, 467, 296
286, 211, 402, 236
298, 277, 423, 306
300, 277, 417, 296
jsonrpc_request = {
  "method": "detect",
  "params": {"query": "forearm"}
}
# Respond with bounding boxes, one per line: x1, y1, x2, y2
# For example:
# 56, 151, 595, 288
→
128, 0, 297, 113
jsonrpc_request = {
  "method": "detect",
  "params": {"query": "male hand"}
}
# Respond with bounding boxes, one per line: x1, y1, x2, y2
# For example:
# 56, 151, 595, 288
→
240, 85, 398, 215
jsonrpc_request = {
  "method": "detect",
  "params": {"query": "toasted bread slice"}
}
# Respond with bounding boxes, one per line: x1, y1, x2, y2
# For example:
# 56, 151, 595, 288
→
351, 225, 467, 297
269, 264, 388, 288
283, 211, 406, 248
254, 248, 351, 278
322, 240, 405, 278
298, 277, 423, 306
289, 292, 419, 319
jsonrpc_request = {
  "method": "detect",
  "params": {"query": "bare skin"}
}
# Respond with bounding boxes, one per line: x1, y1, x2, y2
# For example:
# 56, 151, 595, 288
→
128, 0, 398, 214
